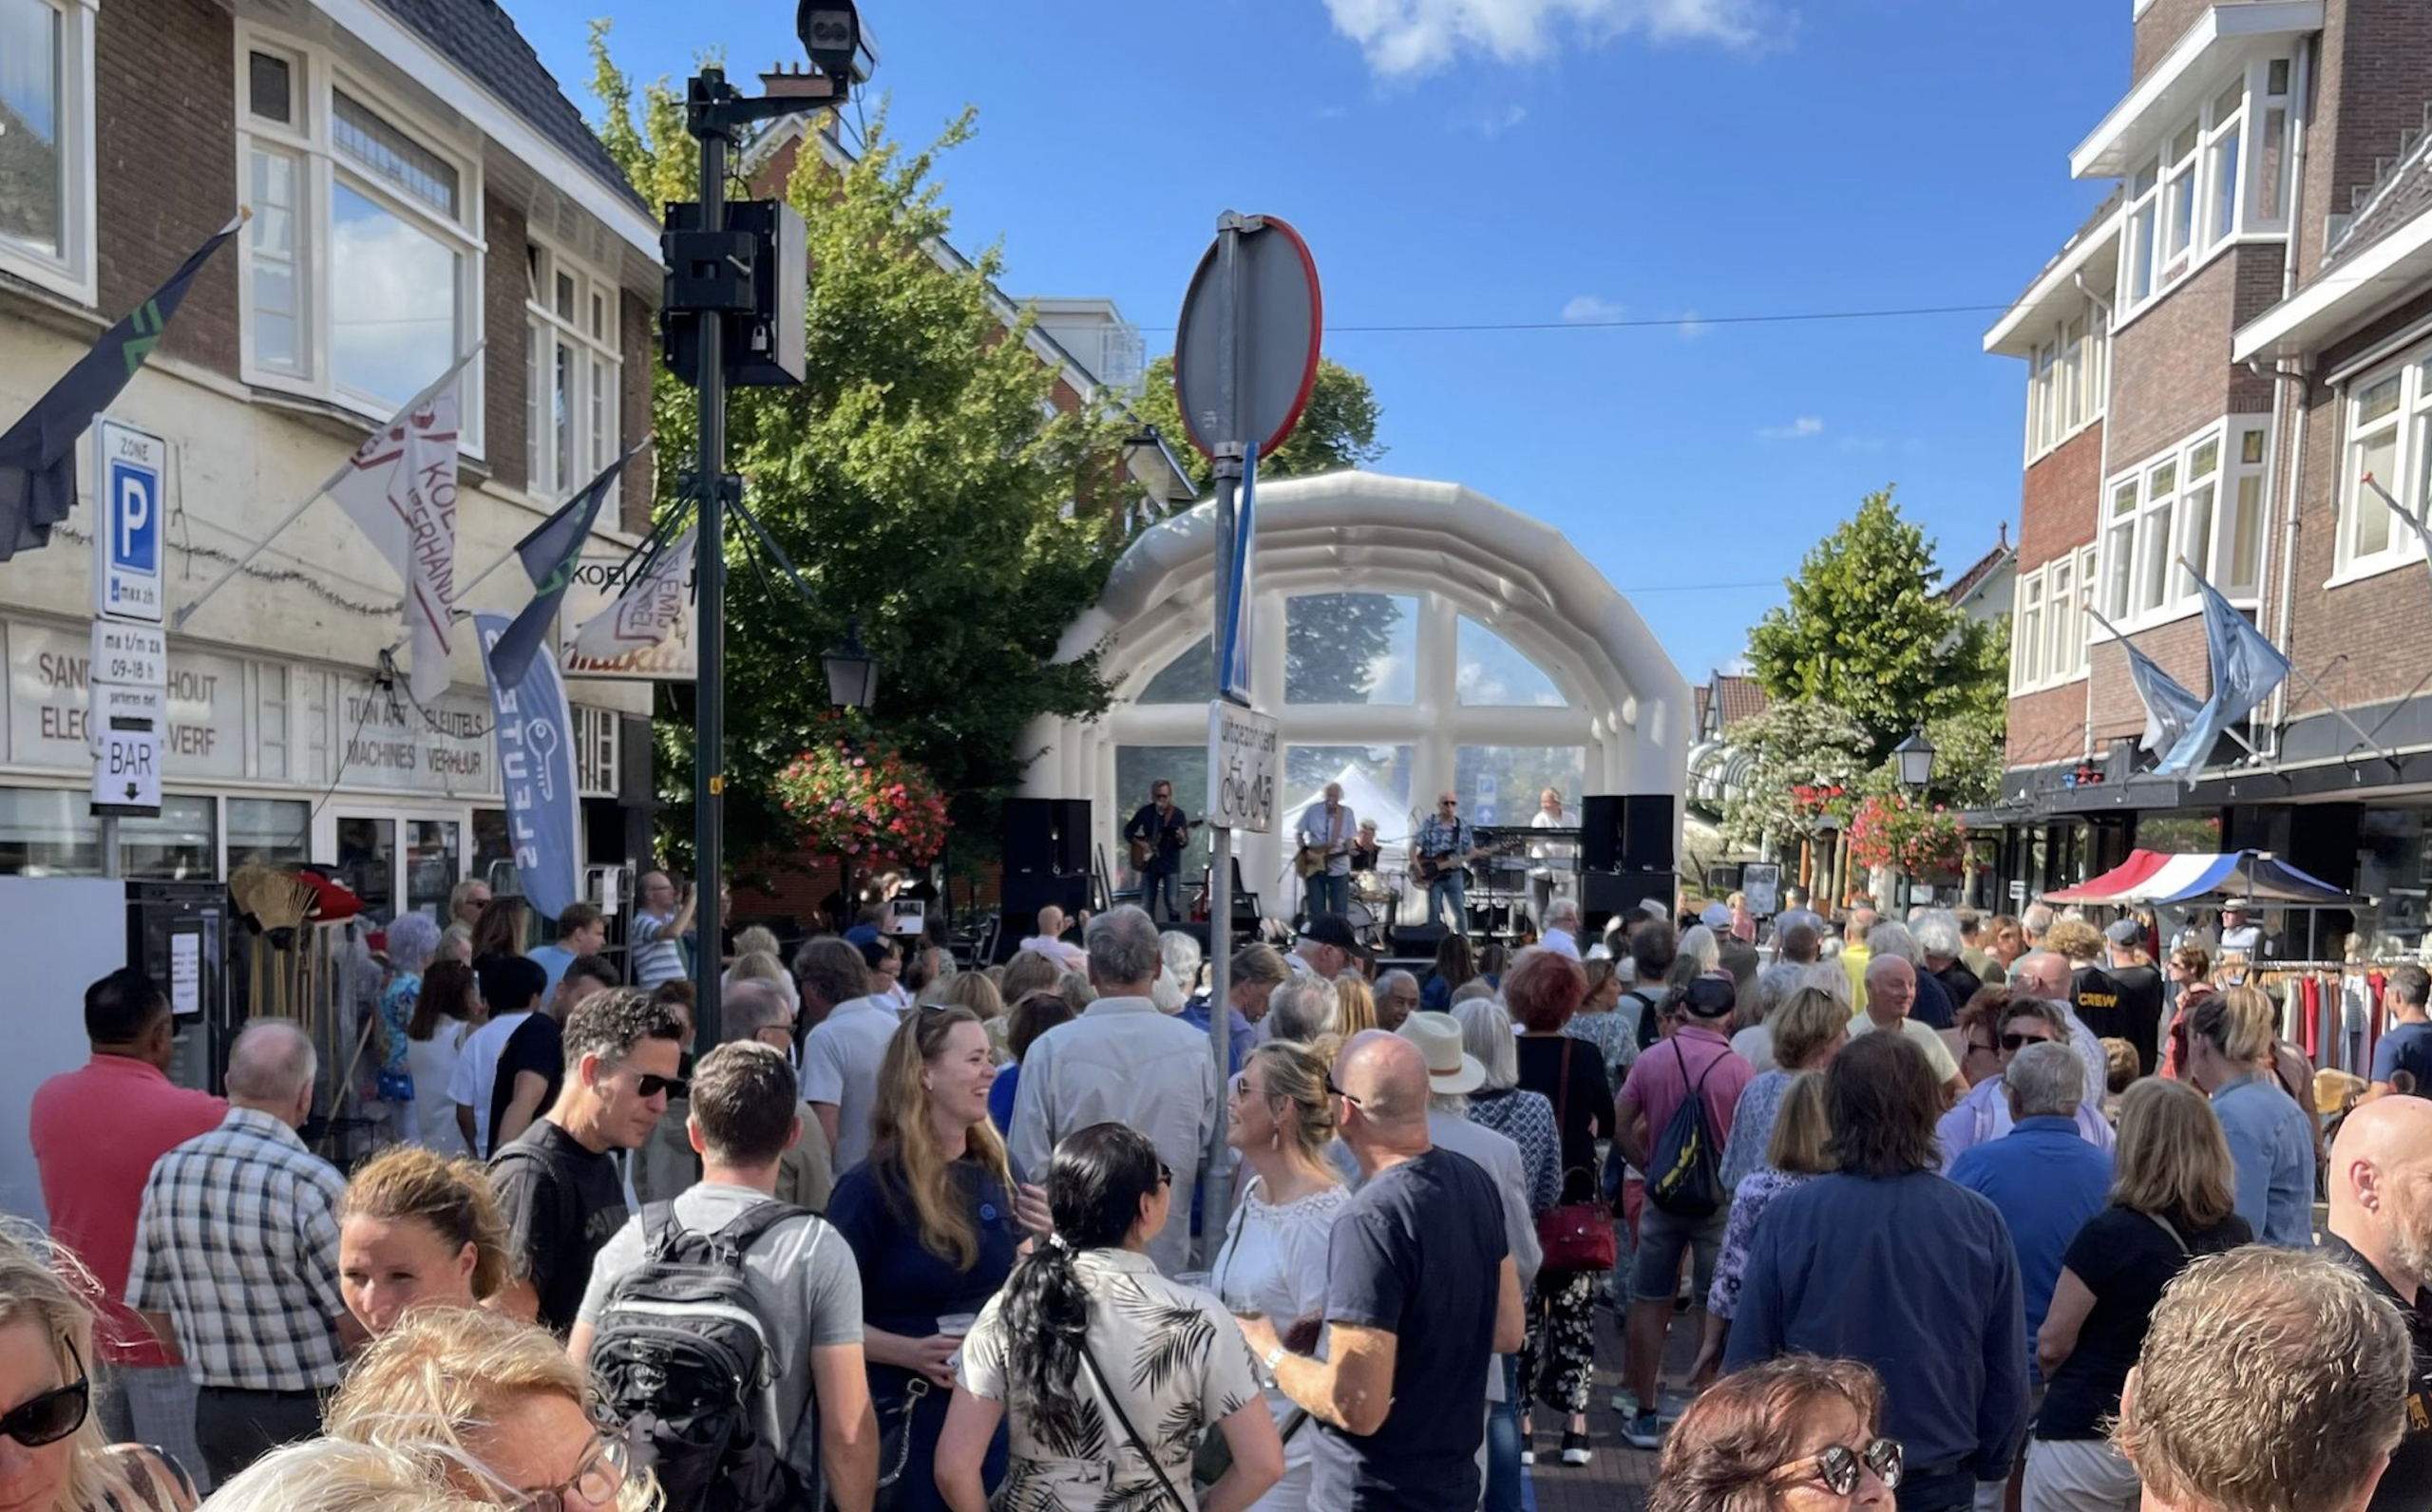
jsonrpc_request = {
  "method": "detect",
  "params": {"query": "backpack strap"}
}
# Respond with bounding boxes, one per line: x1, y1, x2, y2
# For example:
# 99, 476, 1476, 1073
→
711, 1200, 809, 1258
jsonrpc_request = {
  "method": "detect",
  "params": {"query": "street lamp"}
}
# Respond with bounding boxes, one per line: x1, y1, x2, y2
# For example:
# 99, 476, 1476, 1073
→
824, 618, 880, 709
1893, 728, 1936, 792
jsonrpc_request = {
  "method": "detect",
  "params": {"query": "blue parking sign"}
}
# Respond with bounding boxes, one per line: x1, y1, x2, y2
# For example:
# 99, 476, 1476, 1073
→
93, 421, 165, 623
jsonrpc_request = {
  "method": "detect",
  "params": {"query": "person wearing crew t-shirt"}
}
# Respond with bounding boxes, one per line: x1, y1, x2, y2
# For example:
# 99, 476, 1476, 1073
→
2322, 1096, 2432, 1512
490, 957, 619, 1158
2100, 917, 2167, 1077
490, 988, 682, 1332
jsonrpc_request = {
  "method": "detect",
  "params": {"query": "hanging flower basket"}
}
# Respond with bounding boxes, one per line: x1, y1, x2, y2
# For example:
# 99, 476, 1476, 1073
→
1790, 784, 1852, 827
1847, 794, 1966, 877
773, 715, 951, 875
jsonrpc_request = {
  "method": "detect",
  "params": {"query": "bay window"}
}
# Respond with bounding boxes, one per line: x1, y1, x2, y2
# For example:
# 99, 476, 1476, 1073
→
2010, 544, 2100, 695
2023, 311, 2108, 463
0, 0, 95, 301
2096, 419, 2271, 627
2117, 57, 2292, 318
525, 240, 621, 502
236, 34, 482, 438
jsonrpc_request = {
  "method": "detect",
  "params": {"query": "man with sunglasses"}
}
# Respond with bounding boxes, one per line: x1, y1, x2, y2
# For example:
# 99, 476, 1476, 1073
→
491, 989, 685, 1333
1413, 791, 1475, 938
126, 1019, 356, 1486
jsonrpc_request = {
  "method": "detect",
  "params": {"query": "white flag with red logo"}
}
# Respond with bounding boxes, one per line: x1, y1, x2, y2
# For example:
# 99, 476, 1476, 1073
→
568, 524, 694, 665
330, 375, 465, 704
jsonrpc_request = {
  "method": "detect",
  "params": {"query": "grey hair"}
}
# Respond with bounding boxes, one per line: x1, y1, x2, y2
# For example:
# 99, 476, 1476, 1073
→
1266, 979, 1337, 1045
386, 914, 442, 974
1430, 1091, 1469, 1117
226, 1018, 317, 1103
1678, 925, 1720, 973
1159, 931, 1204, 993
1755, 960, 1806, 1020
1085, 906, 1163, 988
1867, 920, 1922, 966
721, 979, 791, 1043
2005, 1041, 2083, 1118
1545, 898, 1582, 931
1453, 996, 1520, 1091
2022, 902, 2056, 936
1375, 969, 1419, 1000
1863, 953, 1915, 988
1450, 980, 1500, 1007
1911, 910, 1963, 961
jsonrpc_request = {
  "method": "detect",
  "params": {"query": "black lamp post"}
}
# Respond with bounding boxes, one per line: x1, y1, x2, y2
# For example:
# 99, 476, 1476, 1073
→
1893, 728, 1937, 792
824, 618, 880, 709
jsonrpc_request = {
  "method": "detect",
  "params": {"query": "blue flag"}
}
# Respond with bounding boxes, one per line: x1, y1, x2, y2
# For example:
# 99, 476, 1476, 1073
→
475, 612, 580, 919
2089, 604, 2203, 756
2155, 576, 2291, 783
487, 446, 638, 685
0, 216, 241, 559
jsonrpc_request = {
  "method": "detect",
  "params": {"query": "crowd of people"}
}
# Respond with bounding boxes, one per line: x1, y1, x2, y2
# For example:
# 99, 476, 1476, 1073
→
10, 882, 2432, 1512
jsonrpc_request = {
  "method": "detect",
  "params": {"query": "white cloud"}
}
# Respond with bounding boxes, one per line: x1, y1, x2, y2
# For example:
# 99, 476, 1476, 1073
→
1482, 103, 1529, 134
1562, 294, 1624, 323
1677, 310, 1708, 340
1758, 416, 1824, 441
1323, 0, 1777, 79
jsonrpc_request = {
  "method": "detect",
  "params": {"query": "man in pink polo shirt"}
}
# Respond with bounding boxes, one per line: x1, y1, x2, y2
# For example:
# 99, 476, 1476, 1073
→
29, 968, 224, 1474
1613, 971, 1752, 1448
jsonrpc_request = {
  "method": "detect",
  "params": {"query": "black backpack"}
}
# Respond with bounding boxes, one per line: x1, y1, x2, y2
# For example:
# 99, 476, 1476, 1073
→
1646, 1043, 1725, 1219
589, 1200, 812, 1512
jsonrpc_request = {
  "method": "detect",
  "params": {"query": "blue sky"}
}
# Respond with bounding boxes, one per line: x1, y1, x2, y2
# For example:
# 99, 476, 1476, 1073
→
509, 0, 2128, 682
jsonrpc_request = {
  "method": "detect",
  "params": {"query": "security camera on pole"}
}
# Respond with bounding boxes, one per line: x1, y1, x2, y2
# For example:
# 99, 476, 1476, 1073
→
1171, 212, 1322, 1238
659, 3, 873, 1042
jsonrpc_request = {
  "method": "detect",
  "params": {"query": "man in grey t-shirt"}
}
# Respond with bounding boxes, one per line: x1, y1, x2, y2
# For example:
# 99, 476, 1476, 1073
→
572, 1043, 878, 1510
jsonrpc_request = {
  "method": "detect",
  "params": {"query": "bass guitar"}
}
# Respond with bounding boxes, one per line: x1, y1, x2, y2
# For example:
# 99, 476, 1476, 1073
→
1413, 839, 1520, 884
1130, 817, 1206, 869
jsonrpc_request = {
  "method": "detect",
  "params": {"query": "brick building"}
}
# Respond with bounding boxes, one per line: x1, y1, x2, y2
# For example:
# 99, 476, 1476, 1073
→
0, 0, 662, 907
1981, 0, 2432, 954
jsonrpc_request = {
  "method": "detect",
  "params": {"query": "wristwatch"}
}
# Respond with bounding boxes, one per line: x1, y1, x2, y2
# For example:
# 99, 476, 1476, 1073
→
1262, 1344, 1288, 1381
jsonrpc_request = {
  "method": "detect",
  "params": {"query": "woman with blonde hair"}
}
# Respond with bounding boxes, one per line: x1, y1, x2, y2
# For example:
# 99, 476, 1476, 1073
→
930, 970, 1010, 1061
1718, 987, 1850, 1198
1211, 1044, 1349, 1512
2024, 1079, 2251, 1512
1690, 1073, 1834, 1389
997, 951, 1063, 1011
1333, 975, 1380, 1038
324, 1307, 652, 1512
721, 936, 800, 1015
202, 1439, 498, 1512
2182, 985, 2316, 1248
0, 1226, 192, 1512
826, 1006, 1039, 1512
337, 1145, 510, 1336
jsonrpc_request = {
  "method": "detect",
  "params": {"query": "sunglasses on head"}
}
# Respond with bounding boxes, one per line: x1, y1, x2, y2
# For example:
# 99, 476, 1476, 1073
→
1776, 1437, 1903, 1497
1324, 1074, 1364, 1107
2001, 1031, 2052, 1051
0, 1346, 89, 1448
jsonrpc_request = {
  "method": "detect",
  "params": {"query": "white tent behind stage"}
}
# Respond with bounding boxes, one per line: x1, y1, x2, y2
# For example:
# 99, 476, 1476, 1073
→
1277, 764, 1414, 917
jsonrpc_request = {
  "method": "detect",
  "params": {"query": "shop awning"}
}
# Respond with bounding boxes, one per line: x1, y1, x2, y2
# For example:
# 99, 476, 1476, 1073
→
2044, 848, 2353, 906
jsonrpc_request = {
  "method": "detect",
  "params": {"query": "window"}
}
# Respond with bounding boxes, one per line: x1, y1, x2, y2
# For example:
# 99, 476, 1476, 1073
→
2010, 545, 2100, 694
2095, 418, 2270, 626
1138, 635, 1213, 704
2024, 307, 2109, 462
1456, 617, 1564, 706
236, 35, 481, 436
0, 0, 95, 300
2332, 350, 2432, 582
1452, 747, 1585, 827
1285, 594, 1416, 705
2117, 58, 2291, 317
228, 798, 309, 868
525, 240, 622, 501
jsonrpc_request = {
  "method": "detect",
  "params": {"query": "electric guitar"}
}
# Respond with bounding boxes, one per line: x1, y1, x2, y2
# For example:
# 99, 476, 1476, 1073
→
1413, 839, 1521, 884
1130, 816, 1205, 869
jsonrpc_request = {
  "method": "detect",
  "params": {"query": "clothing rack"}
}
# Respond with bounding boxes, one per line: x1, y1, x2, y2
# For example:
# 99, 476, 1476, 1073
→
2236, 961, 2415, 1075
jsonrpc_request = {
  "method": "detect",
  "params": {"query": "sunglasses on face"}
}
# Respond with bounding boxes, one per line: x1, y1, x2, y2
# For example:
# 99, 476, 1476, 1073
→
1157, 1163, 1173, 1188
510, 1432, 630, 1512
2001, 1031, 2052, 1051
608, 1063, 684, 1100
0, 1353, 88, 1448
1776, 1437, 1903, 1497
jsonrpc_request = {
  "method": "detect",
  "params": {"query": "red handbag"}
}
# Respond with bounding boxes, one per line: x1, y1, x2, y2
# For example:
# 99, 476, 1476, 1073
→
1534, 1039, 1617, 1273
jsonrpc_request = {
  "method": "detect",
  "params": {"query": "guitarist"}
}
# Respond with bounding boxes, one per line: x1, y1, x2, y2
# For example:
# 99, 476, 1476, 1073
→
1295, 782, 1356, 922
1125, 779, 1193, 923
1414, 790, 1478, 937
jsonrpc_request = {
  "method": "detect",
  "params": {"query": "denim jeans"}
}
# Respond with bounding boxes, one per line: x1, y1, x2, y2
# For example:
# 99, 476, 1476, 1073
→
1141, 862, 1181, 922
1485, 1353, 1523, 1512
1306, 872, 1349, 919
1428, 870, 1469, 935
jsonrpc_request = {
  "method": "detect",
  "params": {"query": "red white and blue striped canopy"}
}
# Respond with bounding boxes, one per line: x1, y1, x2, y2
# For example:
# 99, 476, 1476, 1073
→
2043, 849, 2352, 906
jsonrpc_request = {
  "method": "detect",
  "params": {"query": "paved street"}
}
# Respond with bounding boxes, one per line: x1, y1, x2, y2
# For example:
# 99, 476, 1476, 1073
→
1525, 1301, 1700, 1512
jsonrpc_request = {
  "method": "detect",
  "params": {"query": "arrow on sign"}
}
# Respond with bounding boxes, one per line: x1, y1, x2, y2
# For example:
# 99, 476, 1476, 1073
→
124, 781, 141, 801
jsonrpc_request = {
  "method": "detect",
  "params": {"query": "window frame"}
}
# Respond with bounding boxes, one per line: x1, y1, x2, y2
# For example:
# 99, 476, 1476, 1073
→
231, 25, 484, 451
2331, 348, 2432, 587
2022, 306, 2109, 464
523, 236, 622, 505
0, 0, 99, 305
2009, 544, 2101, 697
2115, 57, 2290, 323
2092, 417, 2272, 633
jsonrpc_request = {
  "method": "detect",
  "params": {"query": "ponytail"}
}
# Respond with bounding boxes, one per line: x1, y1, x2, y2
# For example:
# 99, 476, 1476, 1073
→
998, 1124, 1165, 1443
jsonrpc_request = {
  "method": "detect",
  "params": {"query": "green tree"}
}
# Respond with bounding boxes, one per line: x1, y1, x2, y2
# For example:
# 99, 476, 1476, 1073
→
1132, 354, 1385, 492
1746, 487, 2004, 778
591, 35, 1140, 869
1720, 699, 1872, 852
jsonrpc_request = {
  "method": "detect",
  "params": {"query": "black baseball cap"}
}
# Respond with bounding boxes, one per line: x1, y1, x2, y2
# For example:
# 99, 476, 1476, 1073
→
1301, 914, 1368, 957
1681, 972, 1738, 1020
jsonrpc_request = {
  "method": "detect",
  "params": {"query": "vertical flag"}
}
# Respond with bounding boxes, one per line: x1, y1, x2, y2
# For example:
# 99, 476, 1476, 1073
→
569, 523, 695, 665
0, 215, 242, 559
2087, 603, 2204, 755
487, 445, 641, 685
1219, 445, 1257, 704
2155, 574, 2292, 783
330, 362, 474, 704
474, 613, 580, 919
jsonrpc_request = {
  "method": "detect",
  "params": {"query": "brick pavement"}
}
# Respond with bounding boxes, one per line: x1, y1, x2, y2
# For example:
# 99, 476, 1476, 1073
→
1524, 1296, 1703, 1512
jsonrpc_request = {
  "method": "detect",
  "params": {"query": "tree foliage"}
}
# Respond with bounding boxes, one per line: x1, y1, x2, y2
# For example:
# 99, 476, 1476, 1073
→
590, 31, 1141, 869
1746, 487, 2006, 782
1131, 354, 1385, 494
1720, 699, 1872, 851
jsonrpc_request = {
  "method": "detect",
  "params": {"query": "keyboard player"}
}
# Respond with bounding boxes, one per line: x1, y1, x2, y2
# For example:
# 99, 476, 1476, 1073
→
1527, 787, 1578, 927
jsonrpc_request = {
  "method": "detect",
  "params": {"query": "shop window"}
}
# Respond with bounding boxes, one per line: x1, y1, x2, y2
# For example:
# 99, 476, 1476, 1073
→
228, 798, 309, 868
121, 796, 215, 880
0, 787, 98, 876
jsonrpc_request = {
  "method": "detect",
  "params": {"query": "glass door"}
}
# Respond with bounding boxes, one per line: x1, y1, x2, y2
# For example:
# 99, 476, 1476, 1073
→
405, 819, 462, 922
324, 807, 470, 926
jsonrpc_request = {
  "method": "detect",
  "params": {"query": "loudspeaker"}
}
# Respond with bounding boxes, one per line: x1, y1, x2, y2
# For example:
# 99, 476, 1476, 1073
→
1584, 871, 1676, 937
1581, 796, 1622, 873
1392, 921, 1450, 958
995, 872, 1092, 963
1002, 798, 1092, 877
1623, 794, 1676, 873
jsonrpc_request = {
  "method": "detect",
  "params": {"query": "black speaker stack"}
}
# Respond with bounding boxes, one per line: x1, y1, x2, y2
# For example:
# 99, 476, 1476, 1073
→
998, 798, 1092, 960
1578, 793, 1678, 937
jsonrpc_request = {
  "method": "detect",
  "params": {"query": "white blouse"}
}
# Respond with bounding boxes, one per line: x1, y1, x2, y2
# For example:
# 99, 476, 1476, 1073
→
1209, 1176, 1352, 1468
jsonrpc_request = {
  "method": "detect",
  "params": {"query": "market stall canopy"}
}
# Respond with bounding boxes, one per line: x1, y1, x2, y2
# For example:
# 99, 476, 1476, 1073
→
2044, 849, 2353, 906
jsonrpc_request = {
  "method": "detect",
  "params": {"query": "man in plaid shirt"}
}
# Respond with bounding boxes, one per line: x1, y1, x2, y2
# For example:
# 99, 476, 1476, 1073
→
127, 1019, 358, 1487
